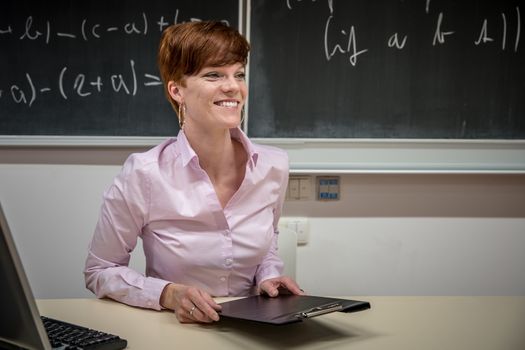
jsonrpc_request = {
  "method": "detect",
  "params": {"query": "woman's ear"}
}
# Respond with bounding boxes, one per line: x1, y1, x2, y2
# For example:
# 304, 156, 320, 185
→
167, 81, 183, 104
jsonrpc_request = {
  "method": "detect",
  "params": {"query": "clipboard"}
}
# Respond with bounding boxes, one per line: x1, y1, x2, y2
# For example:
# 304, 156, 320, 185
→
218, 295, 370, 325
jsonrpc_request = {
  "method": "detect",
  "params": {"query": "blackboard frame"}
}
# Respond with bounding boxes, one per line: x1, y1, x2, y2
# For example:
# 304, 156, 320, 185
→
250, 138, 525, 174
1, 134, 524, 174
1, 0, 524, 174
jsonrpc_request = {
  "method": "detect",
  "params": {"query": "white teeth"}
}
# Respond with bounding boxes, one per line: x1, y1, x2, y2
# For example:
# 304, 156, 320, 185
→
216, 101, 238, 107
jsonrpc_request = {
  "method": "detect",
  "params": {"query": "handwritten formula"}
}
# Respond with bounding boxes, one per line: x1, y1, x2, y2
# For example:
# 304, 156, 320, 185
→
286, 0, 521, 66
1, 10, 229, 108
1, 11, 229, 44
6, 60, 163, 108
0, 0, 238, 136
247, 0, 525, 139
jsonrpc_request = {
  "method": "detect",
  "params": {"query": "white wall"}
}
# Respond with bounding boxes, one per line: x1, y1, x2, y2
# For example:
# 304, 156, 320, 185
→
1, 148, 524, 298
287, 174, 525, 296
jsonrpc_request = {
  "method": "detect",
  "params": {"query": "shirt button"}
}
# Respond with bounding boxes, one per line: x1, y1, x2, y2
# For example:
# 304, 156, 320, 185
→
225, 258, 233, 266
220, 276, 227, 282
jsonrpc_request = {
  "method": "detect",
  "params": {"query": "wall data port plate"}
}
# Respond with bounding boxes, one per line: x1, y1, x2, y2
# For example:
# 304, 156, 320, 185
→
316, 176, 340, 201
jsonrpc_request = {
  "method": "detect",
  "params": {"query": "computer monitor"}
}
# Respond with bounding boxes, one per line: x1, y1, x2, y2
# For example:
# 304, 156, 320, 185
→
0, 203, 52, 350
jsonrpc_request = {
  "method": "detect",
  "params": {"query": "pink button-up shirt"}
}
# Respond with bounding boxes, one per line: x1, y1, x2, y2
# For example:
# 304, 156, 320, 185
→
84, 128, 287, 310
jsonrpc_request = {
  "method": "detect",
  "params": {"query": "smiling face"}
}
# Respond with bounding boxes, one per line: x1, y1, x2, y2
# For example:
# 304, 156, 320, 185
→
168, 62, 247, 131
158, 21, 250, 125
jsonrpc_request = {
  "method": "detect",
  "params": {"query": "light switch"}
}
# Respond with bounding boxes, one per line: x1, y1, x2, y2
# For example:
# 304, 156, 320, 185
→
299, 178, 311, 200
288, 178, 300, 199
287, 176, 311, 201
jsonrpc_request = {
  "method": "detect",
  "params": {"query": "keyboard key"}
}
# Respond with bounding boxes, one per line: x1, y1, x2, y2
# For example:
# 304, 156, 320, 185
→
41, 316, 127, 350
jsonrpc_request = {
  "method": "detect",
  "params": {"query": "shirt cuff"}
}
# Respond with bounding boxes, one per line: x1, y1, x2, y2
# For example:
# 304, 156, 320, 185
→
142, 277, 172, 310
255, 266, 282, 288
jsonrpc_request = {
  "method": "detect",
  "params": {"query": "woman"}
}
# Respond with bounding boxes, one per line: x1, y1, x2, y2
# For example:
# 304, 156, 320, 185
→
84, 21, 303, 324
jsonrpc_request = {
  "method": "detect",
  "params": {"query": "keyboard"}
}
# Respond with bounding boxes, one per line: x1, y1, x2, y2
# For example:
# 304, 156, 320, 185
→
41, 316, 127, 350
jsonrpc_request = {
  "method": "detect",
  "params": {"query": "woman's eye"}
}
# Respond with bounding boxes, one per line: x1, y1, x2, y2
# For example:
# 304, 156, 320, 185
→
204, 72, 221, 80
235, 72, 246, 80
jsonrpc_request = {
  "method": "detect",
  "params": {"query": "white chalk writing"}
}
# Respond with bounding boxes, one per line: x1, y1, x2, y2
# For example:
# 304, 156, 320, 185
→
432, 12, 455, 46
324, 15, 368, 65
474, 7, 521, 52
0, 10, 232, 107
2, 61, 161, 107
3, 11, 193, 44
285, 2, 521, 67
388, 33, 407, 49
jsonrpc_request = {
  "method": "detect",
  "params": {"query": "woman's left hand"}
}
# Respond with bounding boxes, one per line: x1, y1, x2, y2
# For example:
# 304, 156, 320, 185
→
258, 276, 305, 297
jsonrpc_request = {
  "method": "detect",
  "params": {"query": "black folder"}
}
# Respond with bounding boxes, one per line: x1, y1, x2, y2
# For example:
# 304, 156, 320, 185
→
218, 295, 370, 325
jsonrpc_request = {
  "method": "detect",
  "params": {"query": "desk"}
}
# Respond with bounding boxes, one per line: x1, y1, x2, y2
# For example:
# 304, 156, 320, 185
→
37, 297, 525, 350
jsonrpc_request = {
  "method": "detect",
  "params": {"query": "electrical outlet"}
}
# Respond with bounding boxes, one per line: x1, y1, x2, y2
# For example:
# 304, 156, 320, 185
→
279, 217, 309, 245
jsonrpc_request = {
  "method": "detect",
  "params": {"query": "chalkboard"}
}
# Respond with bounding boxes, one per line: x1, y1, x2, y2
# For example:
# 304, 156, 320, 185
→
248, 0, 525, 139
0, 0, 239, 136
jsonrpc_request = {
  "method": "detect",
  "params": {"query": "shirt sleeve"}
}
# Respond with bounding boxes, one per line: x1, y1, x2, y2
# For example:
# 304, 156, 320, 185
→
254, 152, 289, 286
84, 155, 170, 310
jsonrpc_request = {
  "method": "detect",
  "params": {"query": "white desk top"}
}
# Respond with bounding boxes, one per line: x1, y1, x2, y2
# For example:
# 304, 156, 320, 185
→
37, 296, 525, 350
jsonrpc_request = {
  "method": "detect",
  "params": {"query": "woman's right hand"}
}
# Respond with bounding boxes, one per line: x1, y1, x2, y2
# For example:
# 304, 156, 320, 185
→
160, 283, 222, 323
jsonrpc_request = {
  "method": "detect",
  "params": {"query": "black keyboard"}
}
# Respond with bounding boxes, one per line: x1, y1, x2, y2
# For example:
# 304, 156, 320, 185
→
41, 316, 127, 350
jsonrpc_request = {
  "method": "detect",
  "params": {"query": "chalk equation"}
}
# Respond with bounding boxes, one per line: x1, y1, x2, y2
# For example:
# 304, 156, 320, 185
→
0, 1, 240, 136
0, 10, 229, 43
286, 0, 521, 66
1, 60, 162, 108
0, 9, 231, 108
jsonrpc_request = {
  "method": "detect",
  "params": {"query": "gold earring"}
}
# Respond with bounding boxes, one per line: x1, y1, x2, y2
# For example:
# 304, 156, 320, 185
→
240, 106, 245, 127
177, 103, 185, 129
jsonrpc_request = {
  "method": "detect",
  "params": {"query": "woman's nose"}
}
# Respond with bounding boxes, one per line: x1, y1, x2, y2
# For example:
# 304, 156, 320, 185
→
221, 76, 241, 92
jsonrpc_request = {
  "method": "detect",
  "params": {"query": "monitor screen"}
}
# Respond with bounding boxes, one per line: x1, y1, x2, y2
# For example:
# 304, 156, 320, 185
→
0, 204, 50, 350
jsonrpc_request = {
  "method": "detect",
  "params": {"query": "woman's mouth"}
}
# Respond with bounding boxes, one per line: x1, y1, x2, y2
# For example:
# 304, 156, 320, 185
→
214, 100, 239, 108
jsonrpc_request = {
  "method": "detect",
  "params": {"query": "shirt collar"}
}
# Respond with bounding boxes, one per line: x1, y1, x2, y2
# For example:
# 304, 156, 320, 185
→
175, 129, 197, 167
175, 127, 258, 169
230, 127, 259, 169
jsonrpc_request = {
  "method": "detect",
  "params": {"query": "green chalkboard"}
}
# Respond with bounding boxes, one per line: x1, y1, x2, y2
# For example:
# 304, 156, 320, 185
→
0, 0, 239, 136
247, 0, 525, 139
